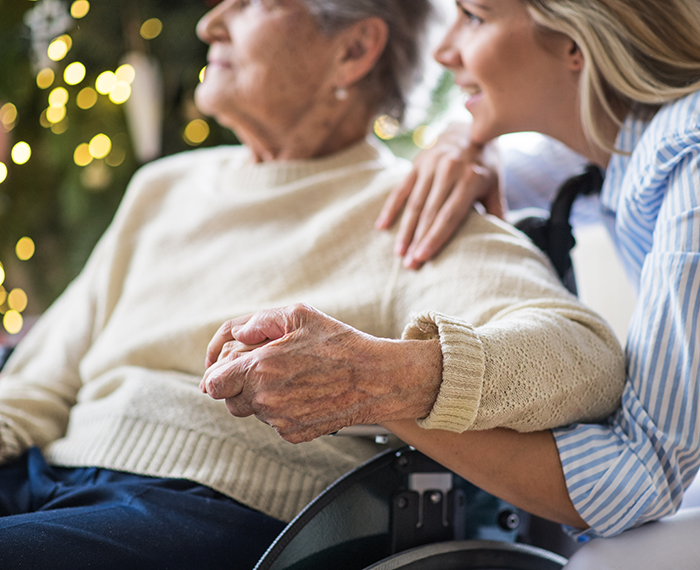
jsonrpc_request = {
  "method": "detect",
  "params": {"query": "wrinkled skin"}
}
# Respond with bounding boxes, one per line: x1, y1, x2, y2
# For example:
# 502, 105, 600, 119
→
202, 304, 442, 443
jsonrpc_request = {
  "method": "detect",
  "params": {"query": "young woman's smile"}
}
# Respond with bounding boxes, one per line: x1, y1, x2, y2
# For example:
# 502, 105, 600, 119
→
435, 0, 582, 146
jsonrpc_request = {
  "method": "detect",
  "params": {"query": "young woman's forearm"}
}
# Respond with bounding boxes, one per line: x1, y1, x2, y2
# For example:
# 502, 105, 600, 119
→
382, 420, 588, 529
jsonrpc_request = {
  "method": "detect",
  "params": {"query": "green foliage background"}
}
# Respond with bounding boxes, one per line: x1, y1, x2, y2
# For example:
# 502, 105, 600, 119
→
0, 0, 453, 324
0, 0, 237, 314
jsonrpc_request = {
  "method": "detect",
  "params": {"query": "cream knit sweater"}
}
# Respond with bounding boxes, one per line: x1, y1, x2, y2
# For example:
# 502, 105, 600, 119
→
0, 139, 624, 522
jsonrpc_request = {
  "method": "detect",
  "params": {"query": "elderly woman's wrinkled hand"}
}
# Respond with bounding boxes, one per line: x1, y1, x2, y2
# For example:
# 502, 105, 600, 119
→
201, 304, 443, 444
375, 122, 504, 269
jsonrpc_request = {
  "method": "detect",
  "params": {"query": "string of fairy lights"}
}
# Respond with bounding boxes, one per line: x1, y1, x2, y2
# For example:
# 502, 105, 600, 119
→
0, 0, 215, 337
0, 0, 443, 339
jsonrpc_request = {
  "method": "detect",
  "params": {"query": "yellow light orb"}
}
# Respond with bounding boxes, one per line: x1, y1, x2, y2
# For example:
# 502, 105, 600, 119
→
46, 106, 67, 124
184, 119, 210, 146
412, 125, 437, 150
8, 289, 28, 313
0, 103, 18, 127
70, 0, 90, 19
64, 61, 86, 85
15, 237, 35, 261
105, 146, 126, 168
39, 109, 52, 129
51, 119, 70, 135
199, 66, 207, 83
0, 265, 4, 287
48, 86, 69, 108
0, 162, 7, 184
89, 134, 112, 159
140, 18, 163, 40
11, 142, 31, 165
95, 71, 117, 95
0, 286, 6, 306
3, 310, 23, 335
36, 68, 55, 89
74, 143, 93, 167
77, 87, 98, 109
108, 81, 131, 105
373, 115, 400, 141
47, 35, 72, 62
116, 64, 136, 85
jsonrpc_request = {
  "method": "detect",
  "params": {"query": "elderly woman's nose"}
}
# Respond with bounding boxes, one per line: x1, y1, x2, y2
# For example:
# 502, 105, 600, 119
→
197, 3, 230, 44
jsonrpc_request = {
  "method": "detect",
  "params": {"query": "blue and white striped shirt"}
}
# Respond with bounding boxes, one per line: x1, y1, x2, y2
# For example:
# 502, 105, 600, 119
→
553, 91, 700, 539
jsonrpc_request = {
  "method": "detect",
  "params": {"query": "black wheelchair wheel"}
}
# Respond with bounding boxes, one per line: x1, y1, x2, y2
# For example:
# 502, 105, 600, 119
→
363, 540, 567, 570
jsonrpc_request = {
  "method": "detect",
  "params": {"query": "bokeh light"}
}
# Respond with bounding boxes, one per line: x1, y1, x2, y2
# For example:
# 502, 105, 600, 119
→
108, 82, 131, 105
0, 286, 6, 306
0, 103, 18, 130
0, 162, 7, 184
412, 125, 437, 150
49, 87, 69, 108
39, 109, 52, 129
116, 64, 136, 84
184, 119, 210, 145
46, 106, 67, 124
70, 0, 90, 19
0, 264, 4, 287
64, 62, 87, 85
199, 66, 207, 83
16, 237, 35, 261
77, 87, 98, 109
74, 143, 93, 167
47, 35, 73, 62
11, 142, 31, 165
95, 71, 117, 95
106, 145, 126, 167
8, 289, 28, 313
51, 118, 69, 135
36, 68, 55, 89
140, 18, 163, 40
373, 115, 400, 140
3, 310, 23, 335
89, 134, 112, 159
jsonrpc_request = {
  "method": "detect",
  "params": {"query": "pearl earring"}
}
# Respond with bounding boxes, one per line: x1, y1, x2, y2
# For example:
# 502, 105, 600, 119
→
335, 87, 348, 101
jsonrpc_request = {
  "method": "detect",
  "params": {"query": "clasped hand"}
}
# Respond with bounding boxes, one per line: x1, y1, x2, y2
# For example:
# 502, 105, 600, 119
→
201, 304, 442, 443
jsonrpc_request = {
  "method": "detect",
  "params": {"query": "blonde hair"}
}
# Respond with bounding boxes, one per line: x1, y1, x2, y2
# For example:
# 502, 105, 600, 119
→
522, 0, 700, 152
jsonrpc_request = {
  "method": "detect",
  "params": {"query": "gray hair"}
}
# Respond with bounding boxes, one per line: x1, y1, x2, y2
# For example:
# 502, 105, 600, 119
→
302, 0, 442, 125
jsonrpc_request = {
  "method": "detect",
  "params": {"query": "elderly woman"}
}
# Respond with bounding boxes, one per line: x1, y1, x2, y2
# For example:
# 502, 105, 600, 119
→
0, 0, 624, 568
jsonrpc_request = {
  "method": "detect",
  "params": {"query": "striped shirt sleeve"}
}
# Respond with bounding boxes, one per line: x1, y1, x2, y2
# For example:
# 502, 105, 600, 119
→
553, 94, 700, 539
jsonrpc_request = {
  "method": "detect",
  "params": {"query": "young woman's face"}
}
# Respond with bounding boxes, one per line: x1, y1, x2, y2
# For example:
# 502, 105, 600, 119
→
435, 0, 581, 145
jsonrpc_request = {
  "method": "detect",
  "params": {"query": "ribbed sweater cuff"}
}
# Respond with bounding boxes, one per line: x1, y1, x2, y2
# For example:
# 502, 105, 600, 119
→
403, 312, 485, 433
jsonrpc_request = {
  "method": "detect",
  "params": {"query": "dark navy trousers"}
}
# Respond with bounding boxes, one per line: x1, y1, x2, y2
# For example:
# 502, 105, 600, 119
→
0, 447, 286, 569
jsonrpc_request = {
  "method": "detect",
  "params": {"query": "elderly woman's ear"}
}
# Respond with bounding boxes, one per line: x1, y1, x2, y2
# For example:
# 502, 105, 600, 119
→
333, 17, 389, 92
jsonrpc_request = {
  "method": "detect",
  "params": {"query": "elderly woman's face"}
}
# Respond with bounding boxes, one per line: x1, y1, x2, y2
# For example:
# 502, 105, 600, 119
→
195, 0, 339, 134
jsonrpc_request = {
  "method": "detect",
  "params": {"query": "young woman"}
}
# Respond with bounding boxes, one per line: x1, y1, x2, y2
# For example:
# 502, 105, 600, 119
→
378, 0, 700, 539
206, 0, 700, 541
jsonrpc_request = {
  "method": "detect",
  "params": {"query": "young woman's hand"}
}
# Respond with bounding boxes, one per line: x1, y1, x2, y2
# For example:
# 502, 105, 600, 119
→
375, 122, 504, 269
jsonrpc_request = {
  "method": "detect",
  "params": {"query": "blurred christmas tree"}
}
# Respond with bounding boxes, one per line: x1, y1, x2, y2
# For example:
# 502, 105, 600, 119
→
0, 0, 238, 335
0, 0, 457, 339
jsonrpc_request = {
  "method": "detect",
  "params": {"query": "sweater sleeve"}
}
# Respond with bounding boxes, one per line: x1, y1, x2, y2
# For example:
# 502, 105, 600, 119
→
0, 246, 105, 463
398, 214, 626, 434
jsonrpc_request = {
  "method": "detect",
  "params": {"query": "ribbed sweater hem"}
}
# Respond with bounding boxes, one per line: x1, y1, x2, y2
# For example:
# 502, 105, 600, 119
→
44, 415, 330, 522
